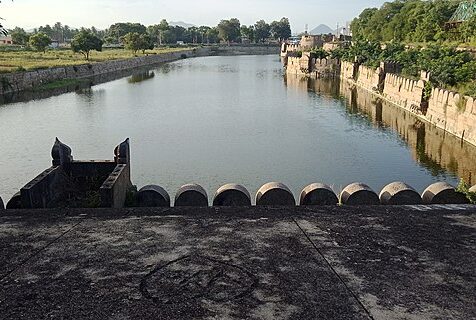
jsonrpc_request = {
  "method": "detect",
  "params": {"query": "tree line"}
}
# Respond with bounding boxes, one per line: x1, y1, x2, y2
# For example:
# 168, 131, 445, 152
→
350, 0, 476, 43
8, 17, 291, 48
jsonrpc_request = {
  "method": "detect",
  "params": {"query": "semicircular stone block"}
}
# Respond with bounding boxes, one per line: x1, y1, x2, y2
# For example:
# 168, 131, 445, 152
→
0, 196, 4, 210
340, 183, 380, 205
256, 182, 295, 206
470, 185, 476, 193
137, 185, 170, 207
300, 183, 338, 206
213, 184, 251, 207
174, 184, 208, 207
6, 192, 22, 209
422, 182, 469, 204
379, 182, 422, 205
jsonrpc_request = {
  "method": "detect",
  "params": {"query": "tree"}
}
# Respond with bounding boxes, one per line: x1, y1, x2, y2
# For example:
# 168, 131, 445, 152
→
29, 32, 52, 52
270, 17, 291, 41
10, 27, 29, 45
71, 30, 103, 60
460, 15, 476, 43
198, 25, 211, 43
106, 23, 147, 43
254, 20, 270, 42
217, 18, 241, 43
122, 32, 153, 53
240, 25, 255, 43
206, 27, 219, 44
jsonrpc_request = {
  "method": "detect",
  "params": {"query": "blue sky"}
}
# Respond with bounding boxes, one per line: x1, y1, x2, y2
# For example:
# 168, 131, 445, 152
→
3, 0, 387, 32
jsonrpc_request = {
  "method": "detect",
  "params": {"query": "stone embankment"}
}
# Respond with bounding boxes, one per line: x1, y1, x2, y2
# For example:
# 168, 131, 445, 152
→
0, 45, 280, 96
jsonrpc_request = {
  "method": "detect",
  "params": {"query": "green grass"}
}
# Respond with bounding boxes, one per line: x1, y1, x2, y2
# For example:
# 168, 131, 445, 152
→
0, 47, 191, 73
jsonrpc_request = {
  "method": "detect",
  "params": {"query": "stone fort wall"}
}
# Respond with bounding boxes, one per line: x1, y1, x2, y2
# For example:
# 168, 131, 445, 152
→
382, 73, 425, 114
427, 88, 476, 146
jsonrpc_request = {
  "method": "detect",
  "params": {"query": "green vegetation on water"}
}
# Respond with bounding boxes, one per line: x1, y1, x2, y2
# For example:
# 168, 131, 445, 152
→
35, 78, 85, 91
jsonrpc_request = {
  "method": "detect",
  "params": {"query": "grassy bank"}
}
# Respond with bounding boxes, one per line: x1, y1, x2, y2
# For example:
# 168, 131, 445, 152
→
0, 47, 191, 73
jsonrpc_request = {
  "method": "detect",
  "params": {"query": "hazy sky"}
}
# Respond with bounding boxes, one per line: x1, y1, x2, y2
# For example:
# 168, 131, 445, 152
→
2, 0, 387, 32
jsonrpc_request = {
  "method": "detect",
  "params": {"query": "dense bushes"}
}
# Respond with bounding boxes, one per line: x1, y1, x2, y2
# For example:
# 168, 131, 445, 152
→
331, 41, 476, 96
350, 0, 474, 44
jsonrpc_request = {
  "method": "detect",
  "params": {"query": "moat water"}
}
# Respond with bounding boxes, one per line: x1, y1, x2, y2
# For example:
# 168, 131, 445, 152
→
1, 55, 475, 202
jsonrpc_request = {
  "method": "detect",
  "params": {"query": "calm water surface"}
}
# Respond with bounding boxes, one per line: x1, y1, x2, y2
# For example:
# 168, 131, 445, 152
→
1, 55, 475, 203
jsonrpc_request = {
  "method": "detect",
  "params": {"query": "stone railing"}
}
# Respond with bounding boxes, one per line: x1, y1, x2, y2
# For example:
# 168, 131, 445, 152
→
0, 140, 474, 210
1, 179, 472, 211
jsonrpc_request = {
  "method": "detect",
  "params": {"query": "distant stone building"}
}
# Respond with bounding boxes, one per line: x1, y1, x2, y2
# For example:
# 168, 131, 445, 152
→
0, 36, 13, 45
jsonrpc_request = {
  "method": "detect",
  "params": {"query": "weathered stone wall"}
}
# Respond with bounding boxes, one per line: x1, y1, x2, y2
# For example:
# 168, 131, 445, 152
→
286, 56, 307, 76
0, 49, 201, 95
340, 61, 355, 80
427, 88, 476, 146
383, 73, 425, 114
356, 65, 381, 91
286, 56, 339, 78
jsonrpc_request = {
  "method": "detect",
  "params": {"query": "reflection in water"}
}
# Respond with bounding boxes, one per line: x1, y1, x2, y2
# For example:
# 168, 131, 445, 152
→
1, 56, 474, 202
292, 77, 476, 185
128, 71, 155, 84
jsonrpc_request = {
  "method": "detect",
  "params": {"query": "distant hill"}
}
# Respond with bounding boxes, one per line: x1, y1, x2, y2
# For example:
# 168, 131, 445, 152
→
309, 24, 333, 35
169, 21, 196, 29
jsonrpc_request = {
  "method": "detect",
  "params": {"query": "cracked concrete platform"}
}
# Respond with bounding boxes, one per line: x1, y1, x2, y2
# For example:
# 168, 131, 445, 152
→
0, 205, 475, 319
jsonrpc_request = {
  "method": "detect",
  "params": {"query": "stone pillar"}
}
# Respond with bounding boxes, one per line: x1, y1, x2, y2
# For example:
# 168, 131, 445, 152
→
422, 182, 469, 204
256, 182, 295, 206
137, 185, 170, 207
114, 138, 130, 165
379, 182, 422, 205
175, 184, 208, 207
300, 183, 338, 206
340, 183, 380, 205
51, 138, 73, 166
0, 196, 4, 210
213, 184, 251, 207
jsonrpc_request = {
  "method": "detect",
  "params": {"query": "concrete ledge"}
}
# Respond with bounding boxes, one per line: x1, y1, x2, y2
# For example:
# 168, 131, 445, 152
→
300, 183, 338, 205
340, 183, 380, 205
213, 184, 252, 206
379, 182, 422, 205
6, 192, 21, 209
174, 184, 208, 207
422, 182, 469, 204
256, 182, 295, 206
136, 185, 170, 207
